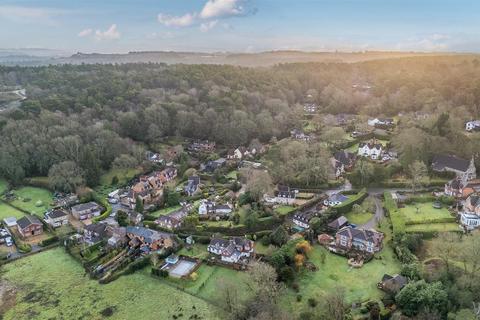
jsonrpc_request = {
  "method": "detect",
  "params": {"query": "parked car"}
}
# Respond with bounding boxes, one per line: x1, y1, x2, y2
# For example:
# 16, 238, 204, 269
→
5, 237, 13, 247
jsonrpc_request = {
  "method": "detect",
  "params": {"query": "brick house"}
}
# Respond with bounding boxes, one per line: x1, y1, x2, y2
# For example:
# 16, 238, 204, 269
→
17, 215, 43, 238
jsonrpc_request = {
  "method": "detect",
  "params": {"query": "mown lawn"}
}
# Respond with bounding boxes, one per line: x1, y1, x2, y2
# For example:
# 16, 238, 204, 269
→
0, 202, 25, 220
345, 210, 374, 225
0, 248, 219, 320
399, 203, 454, 224
178, 244, 209, 260
149, 205, 182, 218
8, 187, 53, 216
405, 223, 460, 233
274, 205, 296, 216
285, 244, 401, 316
99, 168, 142, 186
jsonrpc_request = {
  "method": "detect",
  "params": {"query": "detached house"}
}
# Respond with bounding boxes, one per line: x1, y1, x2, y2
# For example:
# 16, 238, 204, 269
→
187, 140, 216, 153
17, 215, 43, 238
444, 178, 480, 199
156, 204, 191, 230
324, 193, 348, 207
208, 237, 254, 264
367, 118, 394, 129
44, 209, 69, 228
432, 154, 476, 181
358, 140, 383, 160
126, 226, 175, 253
335, 226, 384, 253
202, 158, 226, 173
84, 223, 109, 245
184, 176, 200, 196
198, 200, 233, 218
293, 211, 316, 229
290, 129, 311, 142
378, 274, 408, 294
71, 202, 103, 220
463, 193, 480, 230
332, 151, 356, 177
227, 146, 262, 160
274, 186, 297, 205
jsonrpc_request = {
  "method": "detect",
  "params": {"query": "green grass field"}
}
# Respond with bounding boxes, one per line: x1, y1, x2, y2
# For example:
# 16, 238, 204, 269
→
345, 211, 374, 225
399, 203, 454, 224
285, 244, 401, 316
99, 168, 142, 186
0, 202, 25, 220
0, 248, 219, 320
274, 205, 296, 216
405, 223, 460, 233
150, 205, 182, 218
8, 187, 53, 216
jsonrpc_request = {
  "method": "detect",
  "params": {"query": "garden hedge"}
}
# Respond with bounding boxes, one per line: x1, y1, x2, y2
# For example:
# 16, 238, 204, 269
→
334, 189, 368, 214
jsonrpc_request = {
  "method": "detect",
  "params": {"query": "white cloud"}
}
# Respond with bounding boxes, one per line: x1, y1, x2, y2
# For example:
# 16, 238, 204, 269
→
78, 29, 93, 37
94, 24, 121, 41
200, 20, 218, 32
199, 0, 244, 19
158, 13, 196, 27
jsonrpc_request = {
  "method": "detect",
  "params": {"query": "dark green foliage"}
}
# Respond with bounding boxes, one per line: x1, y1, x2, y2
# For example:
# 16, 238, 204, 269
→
396, 280, 448, 317
270, 226, 289, 247
116, 210, 129, 227
135, 196, 144, 213
39, 236, 59, 247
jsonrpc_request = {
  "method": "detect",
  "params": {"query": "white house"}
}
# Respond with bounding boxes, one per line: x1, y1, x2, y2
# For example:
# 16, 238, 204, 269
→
324, 193, 349, 207
293, 211, 315, 229
460, 213, 480, 230
44, 209, 69, 228
274, 186, 298, 205
198, 200, 232, 217
358, 140, 383, 160
208, 237, 254, 264
465, 120, 480, 132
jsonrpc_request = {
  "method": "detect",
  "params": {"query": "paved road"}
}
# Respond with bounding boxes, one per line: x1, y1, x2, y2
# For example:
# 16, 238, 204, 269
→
361, 195, 385, 229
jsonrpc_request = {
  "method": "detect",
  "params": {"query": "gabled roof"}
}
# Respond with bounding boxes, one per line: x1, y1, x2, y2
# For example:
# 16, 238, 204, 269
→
46, 209, 68, 219
334, 151, 356, 166
72, 202, 100, 212
432, 154, 470, 172
17, 215, 42, 229
328, 215, 348, 229
328, 193, 348, 203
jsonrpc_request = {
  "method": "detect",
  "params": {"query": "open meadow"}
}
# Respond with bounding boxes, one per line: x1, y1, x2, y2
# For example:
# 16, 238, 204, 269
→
0, 248, 220, 320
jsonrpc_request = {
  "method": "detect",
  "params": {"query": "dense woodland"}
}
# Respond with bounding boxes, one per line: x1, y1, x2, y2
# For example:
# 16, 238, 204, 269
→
1, 56, 480, 187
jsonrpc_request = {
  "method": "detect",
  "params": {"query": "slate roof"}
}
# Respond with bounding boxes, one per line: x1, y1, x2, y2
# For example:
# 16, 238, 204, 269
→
432, 154, 470, 172
327, 215, 348, 229
72, 202, 100, 212
126, 226, 171, 244
337, 226, 383, 243
334, 151, 356, 166
46, 210, 68, 219
17, 215, 42, 229
329, 193, 349, 203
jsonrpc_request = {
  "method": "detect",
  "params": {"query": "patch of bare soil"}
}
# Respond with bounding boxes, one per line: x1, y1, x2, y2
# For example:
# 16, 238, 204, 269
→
0, 280, 17, 316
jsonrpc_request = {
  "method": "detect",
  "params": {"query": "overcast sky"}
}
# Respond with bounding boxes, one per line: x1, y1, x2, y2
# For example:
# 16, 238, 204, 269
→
1, 0, 480, 54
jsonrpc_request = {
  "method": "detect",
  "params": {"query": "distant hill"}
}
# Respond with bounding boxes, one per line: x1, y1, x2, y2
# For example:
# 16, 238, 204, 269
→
0, 49, 467, 67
